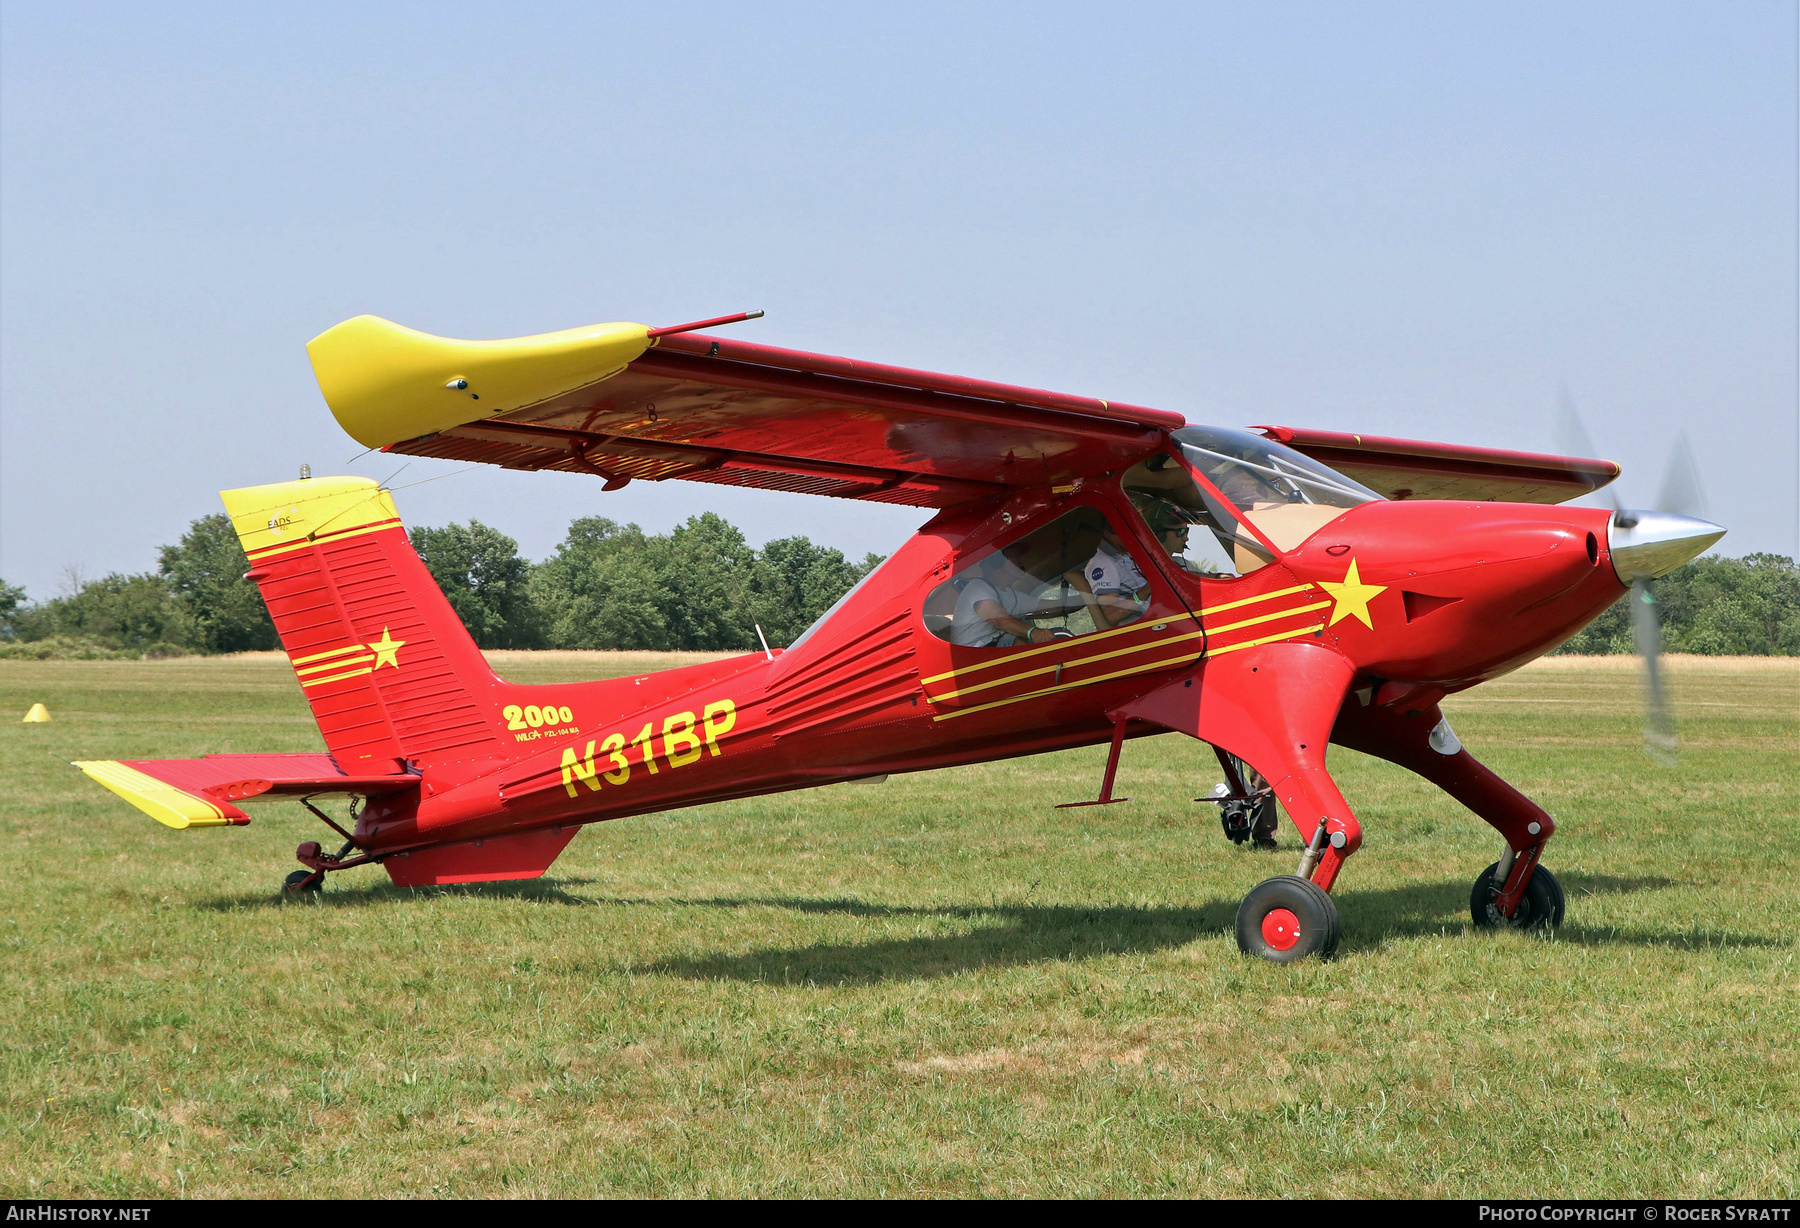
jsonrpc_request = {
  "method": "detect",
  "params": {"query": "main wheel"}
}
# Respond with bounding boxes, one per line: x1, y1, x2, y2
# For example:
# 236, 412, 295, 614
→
1469, 862, 1564, 931
1235, 875, 1341, 962
282, 869, 322, 896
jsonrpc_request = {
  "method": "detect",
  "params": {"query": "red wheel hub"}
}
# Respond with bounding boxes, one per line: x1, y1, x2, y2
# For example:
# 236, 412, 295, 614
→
1261, 908, 1301, 951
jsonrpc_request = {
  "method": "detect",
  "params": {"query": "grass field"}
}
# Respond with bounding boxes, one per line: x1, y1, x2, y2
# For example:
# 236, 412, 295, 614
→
2, 652, 1795, 1198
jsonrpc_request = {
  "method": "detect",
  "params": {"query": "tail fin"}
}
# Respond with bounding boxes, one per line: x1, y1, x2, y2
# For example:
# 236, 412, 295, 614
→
222, 475, 505, 771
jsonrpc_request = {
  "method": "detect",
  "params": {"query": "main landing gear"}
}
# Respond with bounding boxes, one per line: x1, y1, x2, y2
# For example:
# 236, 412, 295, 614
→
1235, 875, 1341, 962
1471, 860, 1565, 931
1209, 751, 1279, 850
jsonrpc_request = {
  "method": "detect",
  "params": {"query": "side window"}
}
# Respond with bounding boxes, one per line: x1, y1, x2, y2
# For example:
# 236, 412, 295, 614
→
1123, 453, 1275, 577
923, 506, 1152, 647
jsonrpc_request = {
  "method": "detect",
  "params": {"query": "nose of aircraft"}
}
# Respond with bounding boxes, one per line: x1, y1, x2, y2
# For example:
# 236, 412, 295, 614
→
1607, 510, 1727, 582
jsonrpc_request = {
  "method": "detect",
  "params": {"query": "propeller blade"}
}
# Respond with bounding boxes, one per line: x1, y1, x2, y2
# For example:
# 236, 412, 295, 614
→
1556, 387, 1623, 511
1655, 433, 1709, 521
1628, 578, 1678, 764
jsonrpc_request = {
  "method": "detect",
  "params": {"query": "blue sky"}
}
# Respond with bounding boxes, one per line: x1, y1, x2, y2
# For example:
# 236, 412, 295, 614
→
3, 1, 1795, 597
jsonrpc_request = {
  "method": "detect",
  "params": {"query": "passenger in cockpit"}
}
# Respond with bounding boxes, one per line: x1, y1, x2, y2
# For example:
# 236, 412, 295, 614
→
1079, 525, 1150, 628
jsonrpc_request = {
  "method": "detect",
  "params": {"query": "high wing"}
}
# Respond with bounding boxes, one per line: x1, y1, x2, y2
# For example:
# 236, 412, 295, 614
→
75, 754, 418, 829
1255, 426, 1619, 504
308, 316, 1184, 508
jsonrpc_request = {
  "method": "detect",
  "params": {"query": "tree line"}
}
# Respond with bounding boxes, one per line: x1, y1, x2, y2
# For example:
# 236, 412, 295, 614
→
1, 513, 1795, 659
0, 513, 882, 658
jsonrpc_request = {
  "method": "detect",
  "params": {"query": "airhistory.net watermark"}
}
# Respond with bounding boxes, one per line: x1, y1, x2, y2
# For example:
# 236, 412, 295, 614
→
5, 1210, 151, 1222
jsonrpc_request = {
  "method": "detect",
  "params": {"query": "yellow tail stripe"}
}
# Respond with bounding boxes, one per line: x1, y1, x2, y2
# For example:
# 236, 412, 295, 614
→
295, 653, 374, 677
243, 517, 402, 562
290, 643, 371, 667
73, 760, 231, 830
300, 666, 375, 689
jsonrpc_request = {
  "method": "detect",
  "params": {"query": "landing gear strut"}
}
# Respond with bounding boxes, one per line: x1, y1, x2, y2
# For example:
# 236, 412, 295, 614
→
1208, 750, 1279, 850
282, 869, 323, 895
1471, 860, 1565, 931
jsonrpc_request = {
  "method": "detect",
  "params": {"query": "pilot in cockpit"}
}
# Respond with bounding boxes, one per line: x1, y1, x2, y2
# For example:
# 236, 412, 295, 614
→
949, 542, 1080, 647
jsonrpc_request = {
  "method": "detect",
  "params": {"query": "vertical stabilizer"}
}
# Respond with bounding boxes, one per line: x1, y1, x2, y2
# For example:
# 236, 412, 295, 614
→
221, 476, 505, 771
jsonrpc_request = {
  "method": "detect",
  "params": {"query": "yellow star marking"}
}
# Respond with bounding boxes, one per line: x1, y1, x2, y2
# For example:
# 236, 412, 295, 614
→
1318, 559, 1387, 629
366, 627, 405, 669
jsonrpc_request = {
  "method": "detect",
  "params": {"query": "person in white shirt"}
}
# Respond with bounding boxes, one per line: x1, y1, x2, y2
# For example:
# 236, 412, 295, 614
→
950, 547, 1072, 647
1079, 527, 1151, 628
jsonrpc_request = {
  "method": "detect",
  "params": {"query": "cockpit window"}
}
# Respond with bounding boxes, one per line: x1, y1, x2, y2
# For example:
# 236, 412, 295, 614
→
1173, 426, 1382, 554
1123, 452, 1274, 577
923, 506, 1151, 647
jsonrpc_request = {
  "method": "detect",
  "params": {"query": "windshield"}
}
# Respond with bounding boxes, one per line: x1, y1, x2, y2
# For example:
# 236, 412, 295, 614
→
1122, 452, 1271, 577
1173, 426, 1382, 510
1173, 426, 1382, 555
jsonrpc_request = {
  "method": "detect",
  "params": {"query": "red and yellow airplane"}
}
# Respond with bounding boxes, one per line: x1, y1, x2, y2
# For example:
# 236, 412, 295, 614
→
73, 311, 1725, 961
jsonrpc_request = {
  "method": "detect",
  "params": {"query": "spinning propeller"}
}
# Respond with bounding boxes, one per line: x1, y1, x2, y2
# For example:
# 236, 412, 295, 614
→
1557, 392, 1726, 763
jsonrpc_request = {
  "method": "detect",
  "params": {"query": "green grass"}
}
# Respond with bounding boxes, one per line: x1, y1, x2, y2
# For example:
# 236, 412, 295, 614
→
2, 652, 1795, 1198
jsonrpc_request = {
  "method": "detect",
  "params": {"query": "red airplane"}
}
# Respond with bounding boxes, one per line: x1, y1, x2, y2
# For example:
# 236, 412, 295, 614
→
74, 311, 1725, 961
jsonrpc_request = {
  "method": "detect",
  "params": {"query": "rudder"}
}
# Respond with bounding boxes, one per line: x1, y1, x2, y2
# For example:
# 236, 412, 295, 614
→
222, 475, 507, 771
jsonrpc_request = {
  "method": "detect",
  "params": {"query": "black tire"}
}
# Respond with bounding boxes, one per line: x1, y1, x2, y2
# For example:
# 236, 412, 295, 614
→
1235, 875, 1341, 962
283, 869, 322, 895
1217, 758, 1279, 848
1469, 862, 1564, 931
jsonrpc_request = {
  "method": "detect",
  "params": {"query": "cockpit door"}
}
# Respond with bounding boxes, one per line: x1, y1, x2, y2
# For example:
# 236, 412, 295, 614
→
912, 496, 1204, 727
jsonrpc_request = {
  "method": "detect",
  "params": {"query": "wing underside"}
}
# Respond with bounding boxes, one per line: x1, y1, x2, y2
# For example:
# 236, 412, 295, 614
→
1256, 426, 1619, 504
366, 331, 1184, 508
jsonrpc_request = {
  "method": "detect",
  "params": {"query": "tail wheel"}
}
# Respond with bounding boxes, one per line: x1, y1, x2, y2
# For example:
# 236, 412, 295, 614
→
1235, 875, 1341, 962
1470, 862, 1565, 931
282, 869, 323, 896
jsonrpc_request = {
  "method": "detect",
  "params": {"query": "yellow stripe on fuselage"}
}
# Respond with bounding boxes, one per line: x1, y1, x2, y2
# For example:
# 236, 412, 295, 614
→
926, 617, 1325, 722
918, 611, 1198, 687
925, 628, 1207, 703
916, 582, 1318, 689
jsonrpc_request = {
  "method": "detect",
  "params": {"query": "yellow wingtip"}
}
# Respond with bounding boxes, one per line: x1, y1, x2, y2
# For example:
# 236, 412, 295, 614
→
74, 760, 240, 830
306, 314, 652, 449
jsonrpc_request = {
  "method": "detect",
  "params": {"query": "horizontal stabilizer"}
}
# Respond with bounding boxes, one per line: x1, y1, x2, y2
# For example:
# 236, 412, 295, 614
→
74, 753, 417, 831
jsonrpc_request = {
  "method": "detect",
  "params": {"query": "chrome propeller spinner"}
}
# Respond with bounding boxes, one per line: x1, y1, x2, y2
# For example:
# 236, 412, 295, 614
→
1559, 392, 1727, 763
